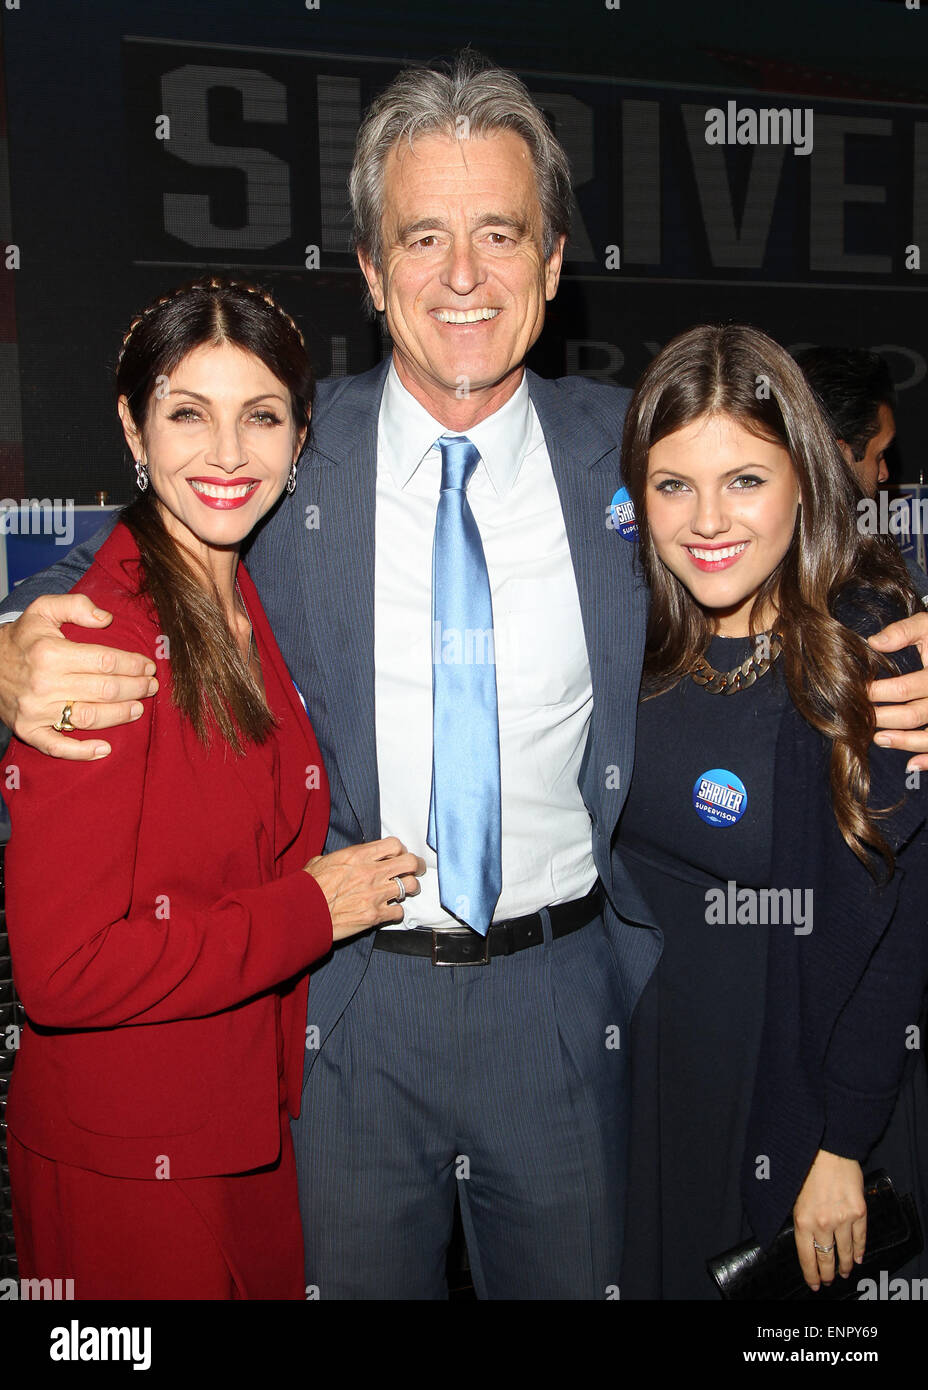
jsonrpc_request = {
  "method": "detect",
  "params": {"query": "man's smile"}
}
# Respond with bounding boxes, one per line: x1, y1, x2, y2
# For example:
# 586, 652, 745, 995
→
430, 308, 502, 324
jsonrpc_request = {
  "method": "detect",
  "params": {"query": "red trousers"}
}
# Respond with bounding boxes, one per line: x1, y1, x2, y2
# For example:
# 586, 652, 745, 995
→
8, 1106, 304, 1300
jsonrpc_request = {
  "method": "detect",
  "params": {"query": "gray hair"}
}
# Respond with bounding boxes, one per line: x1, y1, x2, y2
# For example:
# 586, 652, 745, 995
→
349, 49, 573, 302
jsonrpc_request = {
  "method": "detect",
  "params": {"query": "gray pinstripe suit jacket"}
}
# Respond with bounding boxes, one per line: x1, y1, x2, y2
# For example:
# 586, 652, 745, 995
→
243, 357, 663, 1078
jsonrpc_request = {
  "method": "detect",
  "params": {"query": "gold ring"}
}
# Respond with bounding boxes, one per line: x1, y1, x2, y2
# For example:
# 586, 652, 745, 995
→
52, 702, 76, 733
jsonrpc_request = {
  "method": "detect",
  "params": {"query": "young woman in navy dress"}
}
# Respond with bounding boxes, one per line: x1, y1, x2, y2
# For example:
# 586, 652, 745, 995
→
617, 324, 928, 1299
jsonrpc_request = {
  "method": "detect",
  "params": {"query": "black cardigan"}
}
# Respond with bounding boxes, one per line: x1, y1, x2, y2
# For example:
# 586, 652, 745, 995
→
741, 602, 928, 1247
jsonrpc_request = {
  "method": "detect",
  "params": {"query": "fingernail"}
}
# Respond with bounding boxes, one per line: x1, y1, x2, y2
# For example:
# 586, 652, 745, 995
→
130, 703, 144, 719
92, 607, 108, 620
148, 679, 159, 695
92, 744, 110, 758
145, 661, 156, 676
874, 734, 891, 747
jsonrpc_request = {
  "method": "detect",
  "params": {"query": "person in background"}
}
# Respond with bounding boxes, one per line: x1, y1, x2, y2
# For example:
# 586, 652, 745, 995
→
618, 324, 928, 1299
3, 277, 422, 1299
793, 346, 896, 499
795, 346, 928, 605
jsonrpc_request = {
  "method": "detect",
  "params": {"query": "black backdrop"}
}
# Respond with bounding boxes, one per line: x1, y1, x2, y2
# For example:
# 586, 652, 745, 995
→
1, 0, 926, 498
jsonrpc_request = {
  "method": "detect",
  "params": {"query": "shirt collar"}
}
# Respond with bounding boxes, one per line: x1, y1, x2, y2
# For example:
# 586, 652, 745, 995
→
378, 358, 538, 496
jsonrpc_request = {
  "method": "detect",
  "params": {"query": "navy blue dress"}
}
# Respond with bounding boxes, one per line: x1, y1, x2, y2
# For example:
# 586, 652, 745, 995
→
618, 635, 928, 1299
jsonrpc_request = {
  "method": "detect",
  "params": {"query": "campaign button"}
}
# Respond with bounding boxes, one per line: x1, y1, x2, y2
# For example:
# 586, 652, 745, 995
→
610, 486, 638, 540
693, 768, 748, 827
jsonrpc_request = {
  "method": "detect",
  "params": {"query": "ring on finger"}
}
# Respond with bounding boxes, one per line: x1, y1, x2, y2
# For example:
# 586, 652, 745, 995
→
52, 702, 76, 733
813, 1239, 835, 1254
391, 875, 407, 904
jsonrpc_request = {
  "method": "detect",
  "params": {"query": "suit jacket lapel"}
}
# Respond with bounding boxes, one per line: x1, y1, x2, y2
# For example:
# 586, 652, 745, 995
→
291, 360, 647, 857
526, 370, 648, 854
293, 359, 390, 842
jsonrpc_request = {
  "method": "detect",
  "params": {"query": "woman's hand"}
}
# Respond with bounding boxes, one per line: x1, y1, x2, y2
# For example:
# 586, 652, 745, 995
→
792, 1149, 867, 1291
303, 836, 425, 940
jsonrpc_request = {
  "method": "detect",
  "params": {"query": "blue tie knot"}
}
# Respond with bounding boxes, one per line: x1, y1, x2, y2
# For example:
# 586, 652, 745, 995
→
438, 435, 481, 493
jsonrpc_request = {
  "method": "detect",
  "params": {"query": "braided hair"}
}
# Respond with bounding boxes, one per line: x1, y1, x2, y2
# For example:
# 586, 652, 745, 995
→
116, 275, 314, 753
117, 275, 310, 424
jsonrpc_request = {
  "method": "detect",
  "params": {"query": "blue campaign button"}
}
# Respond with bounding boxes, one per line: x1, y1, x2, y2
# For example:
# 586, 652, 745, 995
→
610, 486, 638, 540
693, 768, 748, 827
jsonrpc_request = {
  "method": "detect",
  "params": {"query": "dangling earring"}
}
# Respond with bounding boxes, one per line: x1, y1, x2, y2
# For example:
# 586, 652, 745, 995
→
286, 460, 297, 495
135, 457, 149, 492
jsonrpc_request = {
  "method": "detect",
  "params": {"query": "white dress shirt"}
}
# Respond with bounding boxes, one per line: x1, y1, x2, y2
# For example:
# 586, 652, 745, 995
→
374, 361, 596, 929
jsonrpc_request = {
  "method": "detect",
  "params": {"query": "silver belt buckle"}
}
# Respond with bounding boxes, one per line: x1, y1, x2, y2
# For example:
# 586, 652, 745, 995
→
430, 928, 492, 966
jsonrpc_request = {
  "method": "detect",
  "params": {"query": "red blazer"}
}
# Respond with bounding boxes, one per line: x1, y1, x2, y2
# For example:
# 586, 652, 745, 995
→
4, 521, 333, 1179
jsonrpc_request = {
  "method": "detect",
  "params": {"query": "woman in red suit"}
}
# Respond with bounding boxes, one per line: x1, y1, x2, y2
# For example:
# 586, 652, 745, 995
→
3, 277, 423, 1299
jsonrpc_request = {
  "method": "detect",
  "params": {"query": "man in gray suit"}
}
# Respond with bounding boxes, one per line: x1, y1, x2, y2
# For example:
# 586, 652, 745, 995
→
3, 52, 928, 1299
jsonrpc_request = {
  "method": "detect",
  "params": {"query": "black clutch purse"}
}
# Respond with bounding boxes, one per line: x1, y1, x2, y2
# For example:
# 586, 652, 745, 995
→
707, 1170, 924, 1300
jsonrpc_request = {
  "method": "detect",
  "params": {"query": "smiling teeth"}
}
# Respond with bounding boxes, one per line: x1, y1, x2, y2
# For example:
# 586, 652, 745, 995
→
688, 542, 748, 560
190, 481, 256, 499
433, 308, 500, 323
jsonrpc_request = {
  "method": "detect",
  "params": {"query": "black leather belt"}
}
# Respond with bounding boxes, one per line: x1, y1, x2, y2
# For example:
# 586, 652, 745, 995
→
372, 883, 602, 966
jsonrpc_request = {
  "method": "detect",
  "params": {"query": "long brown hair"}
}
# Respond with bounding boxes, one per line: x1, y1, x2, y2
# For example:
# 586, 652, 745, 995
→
622, 323, 918, 876
115, 276, 314, 755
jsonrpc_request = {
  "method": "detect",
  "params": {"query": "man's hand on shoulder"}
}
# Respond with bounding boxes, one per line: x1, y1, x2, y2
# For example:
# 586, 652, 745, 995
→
0, 594, 158, 760
868, 607, 928, 772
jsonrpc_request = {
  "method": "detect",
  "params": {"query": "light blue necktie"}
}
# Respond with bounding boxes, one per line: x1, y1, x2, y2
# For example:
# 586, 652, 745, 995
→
427, 436, 502, 935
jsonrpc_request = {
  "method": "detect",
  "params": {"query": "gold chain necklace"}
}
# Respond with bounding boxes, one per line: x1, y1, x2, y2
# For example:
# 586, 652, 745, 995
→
690, 632, 783, 695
